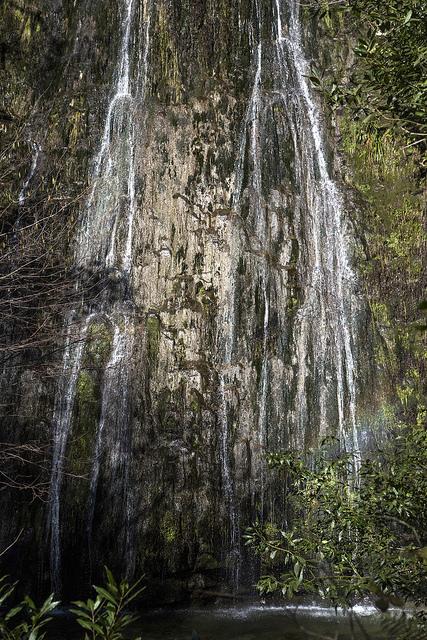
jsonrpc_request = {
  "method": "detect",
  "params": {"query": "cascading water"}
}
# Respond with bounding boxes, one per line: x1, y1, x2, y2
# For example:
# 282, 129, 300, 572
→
44, 0, 361, 597
217, 5, 265, 588
86, 313, 135, 576
250, 40, 271, 517
236, 31, 272, 513
273, 0, 360, 459
76, 0, 151, 272
217, 0, 360, 593
47, 0, 152, 593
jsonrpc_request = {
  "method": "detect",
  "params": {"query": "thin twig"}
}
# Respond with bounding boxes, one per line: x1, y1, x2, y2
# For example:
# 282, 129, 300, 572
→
0, 529, 24, 558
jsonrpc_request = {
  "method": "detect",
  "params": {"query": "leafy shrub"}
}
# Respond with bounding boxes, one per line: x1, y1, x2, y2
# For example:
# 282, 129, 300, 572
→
0, 576, 58, 640
309, 0, 427, 156
246, 426, 427, 609
0, 569, 144, 640
71, 568, 145, 640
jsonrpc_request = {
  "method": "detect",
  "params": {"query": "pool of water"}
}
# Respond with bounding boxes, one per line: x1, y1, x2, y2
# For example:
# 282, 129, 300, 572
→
49, 602, 399, 639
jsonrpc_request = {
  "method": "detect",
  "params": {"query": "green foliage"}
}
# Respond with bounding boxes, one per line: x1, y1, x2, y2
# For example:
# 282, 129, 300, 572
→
246, 428, 427, 610
71, 568, 145, 640
309, 2, 426, 354
160, 512, 177, 544
309, 0, 427, 161
0, 576, 59, 640
348, 0, 427, 145
0, 570, 145, 640
341, 120, 425, 309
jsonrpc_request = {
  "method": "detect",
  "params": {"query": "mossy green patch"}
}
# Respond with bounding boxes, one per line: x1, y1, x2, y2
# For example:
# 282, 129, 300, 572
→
85, 322, 113, 368
196, 552, 220, 571
341, 120, 425, 307
196, 283, 216, 310
146, 313, 160, 364
77, 370, 96, 404
155, 3, 182, 104
340, 114, 426, 419
161, 512, 177, 544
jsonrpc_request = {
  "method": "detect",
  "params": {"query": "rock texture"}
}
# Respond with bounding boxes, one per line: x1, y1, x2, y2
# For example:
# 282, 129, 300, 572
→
0, 0, 407, 602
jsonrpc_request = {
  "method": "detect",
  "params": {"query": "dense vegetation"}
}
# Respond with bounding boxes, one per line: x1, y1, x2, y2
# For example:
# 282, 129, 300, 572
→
247, 427, 427, 606
310, 0, 427, 154
311, 0, 426, 318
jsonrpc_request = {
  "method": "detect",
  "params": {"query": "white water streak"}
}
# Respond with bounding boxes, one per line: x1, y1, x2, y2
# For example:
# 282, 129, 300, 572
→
77, 0, 151, 273
218, 10, 265, 588
86, 314, 135, 574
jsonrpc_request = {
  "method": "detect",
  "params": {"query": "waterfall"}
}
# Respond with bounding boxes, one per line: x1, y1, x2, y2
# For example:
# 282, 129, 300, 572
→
47, 0, 152, 593
250, 40, 270, 517
45, 0, 361, 596
274, 0, 360, 459
239, 34, 272, 515
218, 0, 361, 591
218, 4, 266, 589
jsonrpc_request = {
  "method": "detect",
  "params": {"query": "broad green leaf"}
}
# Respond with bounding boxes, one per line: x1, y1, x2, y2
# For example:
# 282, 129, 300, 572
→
93, 586, 117, 605
4, 605, 23, 620
403, 9, 412, 24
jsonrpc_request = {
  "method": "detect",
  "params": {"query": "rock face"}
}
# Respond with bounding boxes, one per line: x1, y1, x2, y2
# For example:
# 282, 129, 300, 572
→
0, 0, 376, 600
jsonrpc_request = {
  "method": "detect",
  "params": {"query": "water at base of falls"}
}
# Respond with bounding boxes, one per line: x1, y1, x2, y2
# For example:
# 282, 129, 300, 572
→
47, 603, 392, 640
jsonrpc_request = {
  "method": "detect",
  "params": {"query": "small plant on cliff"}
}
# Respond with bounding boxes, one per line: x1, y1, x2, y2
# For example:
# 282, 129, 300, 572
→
246, 427, 427, 610
308, 0, 427, 157
71, 568, 145, 640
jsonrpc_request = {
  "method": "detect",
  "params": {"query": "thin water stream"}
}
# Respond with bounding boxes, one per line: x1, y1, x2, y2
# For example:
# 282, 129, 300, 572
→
18, 141, 41, 206
49, 312, 96, 593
